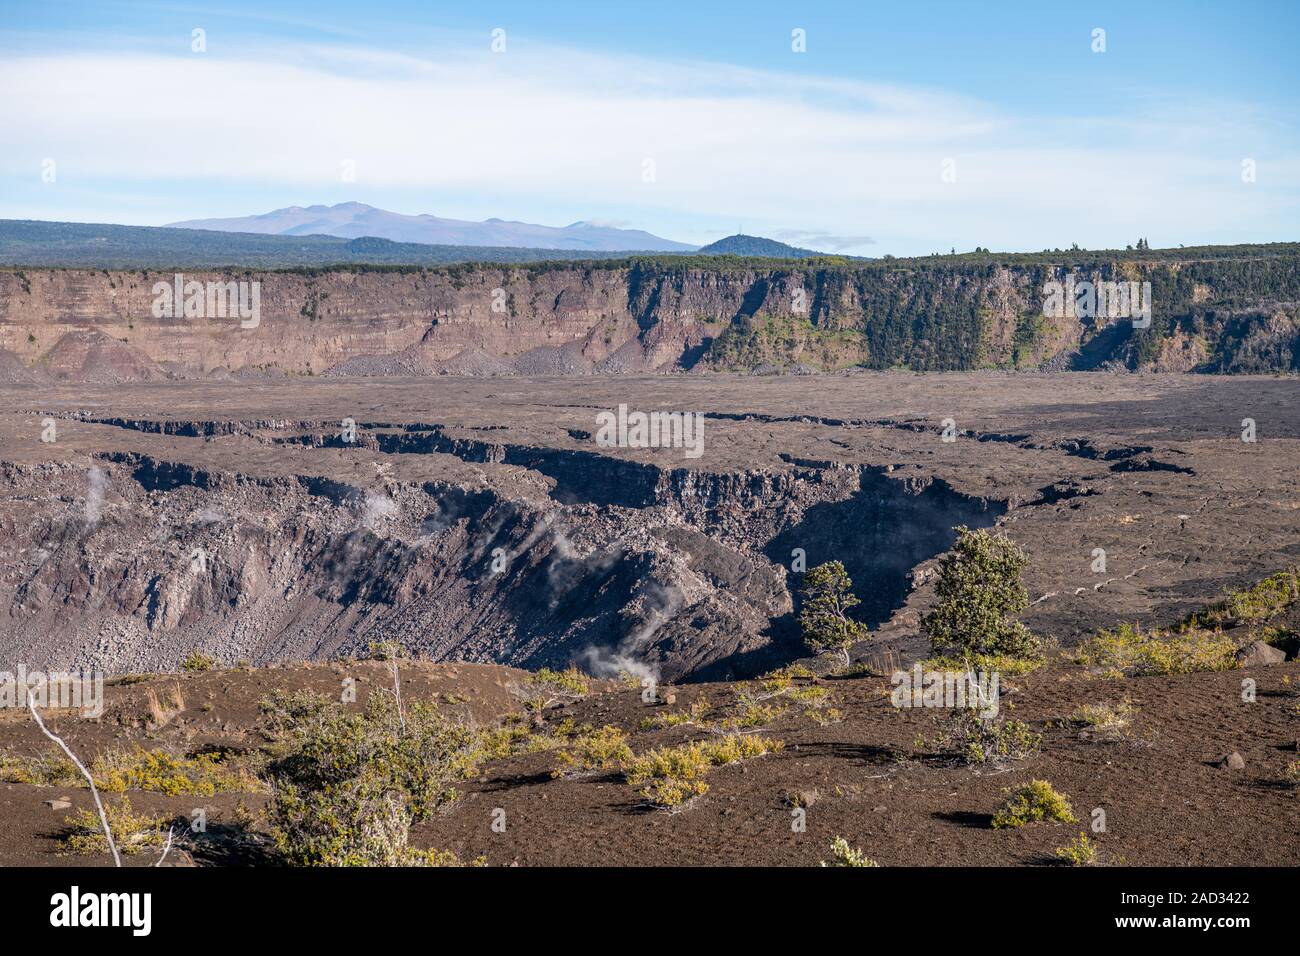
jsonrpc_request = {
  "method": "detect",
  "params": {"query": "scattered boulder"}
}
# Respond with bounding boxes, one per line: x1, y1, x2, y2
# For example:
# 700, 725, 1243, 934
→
43, 797, 72, 811
1235, 640, 1286, 667
1218, 751, 1245, 770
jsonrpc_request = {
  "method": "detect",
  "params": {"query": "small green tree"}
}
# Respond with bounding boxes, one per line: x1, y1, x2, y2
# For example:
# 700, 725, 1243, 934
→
799, 561, 868, 668
922, 527, 1041, 660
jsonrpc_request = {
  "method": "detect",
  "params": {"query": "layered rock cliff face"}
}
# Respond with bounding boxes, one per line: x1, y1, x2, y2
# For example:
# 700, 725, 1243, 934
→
0, 428, 999, 682
2, 253, 1297, 379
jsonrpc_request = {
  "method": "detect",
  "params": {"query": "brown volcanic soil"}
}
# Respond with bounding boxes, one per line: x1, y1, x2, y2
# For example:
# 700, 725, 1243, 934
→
425, 664, 1300, 867
0, 658, 1297, 867
0, 661, 534, 866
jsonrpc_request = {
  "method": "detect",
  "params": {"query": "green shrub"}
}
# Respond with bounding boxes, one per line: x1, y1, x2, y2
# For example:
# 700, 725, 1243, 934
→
922, 527, 1042, 661
517, 666, 590, 711
1182, 566, 1300, 629
992, 780, 1077, 829
180, 650, 217, 672
257, 689, 332, 739
272, 784, 417, 867
937, 709, 1041, 765
366, 640, 405, 661
258, 689, 481, 866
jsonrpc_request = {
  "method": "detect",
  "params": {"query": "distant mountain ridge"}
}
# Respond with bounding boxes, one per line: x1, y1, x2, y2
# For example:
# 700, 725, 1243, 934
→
167, 202, 697, 252
0, 220, 669, 269
697, 234, 824, 258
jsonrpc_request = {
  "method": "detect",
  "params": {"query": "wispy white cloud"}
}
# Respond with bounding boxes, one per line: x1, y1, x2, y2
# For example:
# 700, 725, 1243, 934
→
1, 38, 1295, 254
775, 230, 876, 250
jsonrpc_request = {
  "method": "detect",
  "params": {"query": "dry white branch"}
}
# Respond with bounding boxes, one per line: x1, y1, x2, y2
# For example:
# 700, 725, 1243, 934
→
25, 690, 120, 867
154, 826, 175, 866
391, 658, 405, 733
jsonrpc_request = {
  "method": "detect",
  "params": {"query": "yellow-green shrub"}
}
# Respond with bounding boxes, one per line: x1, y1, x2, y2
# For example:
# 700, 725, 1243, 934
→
720, 694, 788, 730
475, 722, 535, 760
517, 666, 590, 710
553, 725, 633, 776
992, 780, 1077, 829
758, 664, 816, 693
403, 848, 488, 867
821, 836, 878, 867
180, 650, 217, 672
921, 653, 1044, 677
63, 796, 166, 856
1068, 700, 1137, 741
1183, 567, 1300, 629
640, 697, 711, 730
623, 735, 783, 809
1054, 831, 1098, 865
0, 750, 82, 787
1074, 623, 1237, 677
92, 748, 252, 796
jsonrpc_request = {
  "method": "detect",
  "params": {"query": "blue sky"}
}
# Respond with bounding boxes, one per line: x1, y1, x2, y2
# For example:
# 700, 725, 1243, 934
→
2, 0, 1297, 255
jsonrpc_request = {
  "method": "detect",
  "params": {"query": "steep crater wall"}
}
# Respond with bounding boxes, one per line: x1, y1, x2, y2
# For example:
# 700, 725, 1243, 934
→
0, 420, 1011, 681
3, 253, 1298, 378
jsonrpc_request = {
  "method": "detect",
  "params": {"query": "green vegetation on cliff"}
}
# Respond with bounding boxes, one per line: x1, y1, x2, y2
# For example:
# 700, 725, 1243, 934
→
707, 314, 867, 370
699, 253, 1300, 373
